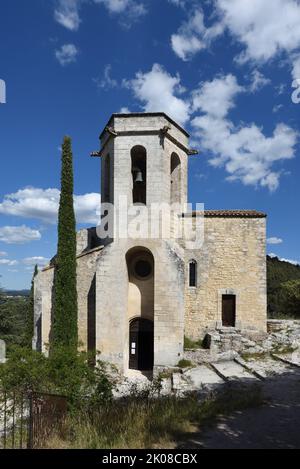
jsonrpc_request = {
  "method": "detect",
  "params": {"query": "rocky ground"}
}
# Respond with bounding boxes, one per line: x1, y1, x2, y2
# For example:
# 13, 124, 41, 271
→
178, 360, 300, 449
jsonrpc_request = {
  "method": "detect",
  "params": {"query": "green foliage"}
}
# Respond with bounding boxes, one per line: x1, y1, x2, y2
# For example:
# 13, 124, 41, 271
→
177, 359, 193, 368
52, 136, 78, 351
45, 386, 263, 449
184, 336, 204, 350
267, 256, 300, 318
277, 279, 300, 318
0, 292, 29, 350
0, 346, 113, 409
24, 265, 38, 349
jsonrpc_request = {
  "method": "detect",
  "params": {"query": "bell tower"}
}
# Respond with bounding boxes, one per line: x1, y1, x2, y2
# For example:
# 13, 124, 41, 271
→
92, 113, 195, 374
93, 113, 193, 231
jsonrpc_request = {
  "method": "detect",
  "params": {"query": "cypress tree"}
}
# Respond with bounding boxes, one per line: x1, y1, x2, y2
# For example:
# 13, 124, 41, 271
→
24, 264, 38, 349
51, 136, 78, 351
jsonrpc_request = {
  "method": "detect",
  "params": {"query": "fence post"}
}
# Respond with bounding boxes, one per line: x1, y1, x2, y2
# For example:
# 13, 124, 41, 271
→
27, 393, 34, 449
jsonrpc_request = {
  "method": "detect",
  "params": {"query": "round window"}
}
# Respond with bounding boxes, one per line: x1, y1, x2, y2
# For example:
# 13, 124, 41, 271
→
134, 259, 152, 279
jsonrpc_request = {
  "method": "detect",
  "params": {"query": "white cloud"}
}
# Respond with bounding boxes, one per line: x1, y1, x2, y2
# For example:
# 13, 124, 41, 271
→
171, 0, 300, 79
0, 226, 41, 245
94, 0, 146, 26
0, 187, 100, 225
216, 0, 300, 64
74, 193, 101, 225
249, 70, 271, 93
55, 44, 78, 66
191, 74, 298, 191
171, 9, 223, 61
292, 55, 300, 80
280, 258, 300, 265
54, 0, 82, 31
168, 0, 186, 7
0, 259, 18, 266
273, 104, 283, 113
124, 63, 190, 125
269, 253, 300, 265
125, 65, 298, 191
267, 237, 283, 245
119, 106, 130, 113
192, 74, 244, 117
54, 0, 146, 31
94, 64, 118, 90
0, 252, 7, 257
22, 257, 50, 267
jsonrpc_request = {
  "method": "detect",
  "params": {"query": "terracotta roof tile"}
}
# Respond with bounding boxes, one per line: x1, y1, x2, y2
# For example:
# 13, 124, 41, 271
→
185, 210, 267, 218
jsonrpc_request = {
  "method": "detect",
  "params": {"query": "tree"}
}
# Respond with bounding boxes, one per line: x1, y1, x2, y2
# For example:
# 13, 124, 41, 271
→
267, 256, 300, 318
24, 265, 38, 349
51, 136, 78, 351
279, 280, 300, 318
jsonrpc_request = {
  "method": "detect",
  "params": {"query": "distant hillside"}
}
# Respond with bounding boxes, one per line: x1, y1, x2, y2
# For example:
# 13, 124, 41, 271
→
267, 256, 300, 318
4, 290, 30, 297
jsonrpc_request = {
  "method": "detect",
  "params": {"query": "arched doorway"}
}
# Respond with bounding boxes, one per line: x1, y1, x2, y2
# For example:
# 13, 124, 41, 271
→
129, 318, 154, 370
126, 247, 154, 371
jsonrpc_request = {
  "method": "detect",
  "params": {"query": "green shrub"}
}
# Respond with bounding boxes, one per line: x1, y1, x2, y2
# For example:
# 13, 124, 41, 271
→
184, 336, 204, 350
177, 359, 193, 368
46, 386, 263, 449
0, 346, 113, 409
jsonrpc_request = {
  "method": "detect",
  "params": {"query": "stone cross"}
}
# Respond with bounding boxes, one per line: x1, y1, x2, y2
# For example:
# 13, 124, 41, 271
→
0, 339, 6, 363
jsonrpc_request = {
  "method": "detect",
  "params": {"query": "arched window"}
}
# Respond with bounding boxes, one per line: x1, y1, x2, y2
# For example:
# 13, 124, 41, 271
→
170, 153, 182, 205
131, 146, 147, 205
189, 260, 197, 287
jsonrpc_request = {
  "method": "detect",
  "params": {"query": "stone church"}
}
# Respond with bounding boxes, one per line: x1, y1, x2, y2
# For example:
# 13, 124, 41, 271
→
34, 112, 267, 374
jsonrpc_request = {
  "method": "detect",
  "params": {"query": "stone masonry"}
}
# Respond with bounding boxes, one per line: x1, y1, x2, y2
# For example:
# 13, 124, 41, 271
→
34, 112, 267, 375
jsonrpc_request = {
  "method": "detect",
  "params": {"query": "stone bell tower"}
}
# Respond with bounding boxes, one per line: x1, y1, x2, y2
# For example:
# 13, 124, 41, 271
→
92, 113, 194, 374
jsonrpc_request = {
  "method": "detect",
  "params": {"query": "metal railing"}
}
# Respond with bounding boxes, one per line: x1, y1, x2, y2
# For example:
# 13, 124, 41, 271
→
0, 391, 67, 449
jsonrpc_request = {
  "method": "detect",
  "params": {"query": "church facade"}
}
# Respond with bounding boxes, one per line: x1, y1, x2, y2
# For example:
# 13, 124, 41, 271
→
34, 113, 267, 374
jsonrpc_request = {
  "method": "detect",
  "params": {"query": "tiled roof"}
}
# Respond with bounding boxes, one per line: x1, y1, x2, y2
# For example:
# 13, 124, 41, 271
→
186, 210, 267, 218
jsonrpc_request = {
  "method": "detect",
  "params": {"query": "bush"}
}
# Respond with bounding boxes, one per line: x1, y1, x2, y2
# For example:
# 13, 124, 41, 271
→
0, 346, 114, 409
184, 336, 204, 350
45, 386, 263, 449
177, 359, 193, 368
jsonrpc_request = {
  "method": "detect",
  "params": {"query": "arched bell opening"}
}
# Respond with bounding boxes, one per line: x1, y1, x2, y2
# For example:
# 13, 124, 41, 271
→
131, 146, 147, 205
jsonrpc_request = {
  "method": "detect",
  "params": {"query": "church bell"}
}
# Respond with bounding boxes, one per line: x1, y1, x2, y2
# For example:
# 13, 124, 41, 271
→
134, 170, 144, 184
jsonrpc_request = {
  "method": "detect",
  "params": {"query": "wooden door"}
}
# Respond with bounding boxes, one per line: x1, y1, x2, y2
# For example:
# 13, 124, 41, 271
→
222, 295, 236, 327
129, 319, 154, 370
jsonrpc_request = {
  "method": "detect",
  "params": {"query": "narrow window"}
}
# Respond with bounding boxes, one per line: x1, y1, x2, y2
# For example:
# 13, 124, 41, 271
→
189, 260, 197, 287
170, 153, 182, 205
131, 146, 147, 205
103, 154, 111, 203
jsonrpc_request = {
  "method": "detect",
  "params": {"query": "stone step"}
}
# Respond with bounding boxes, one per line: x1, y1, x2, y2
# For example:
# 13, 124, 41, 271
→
240, 356, 293, 379
210, 360, 259, 382
183, 365, 225, 388
272, 353, 300, 368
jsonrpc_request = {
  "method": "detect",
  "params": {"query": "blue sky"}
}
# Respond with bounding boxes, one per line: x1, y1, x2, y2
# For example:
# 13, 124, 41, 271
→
0, 0, 300, 289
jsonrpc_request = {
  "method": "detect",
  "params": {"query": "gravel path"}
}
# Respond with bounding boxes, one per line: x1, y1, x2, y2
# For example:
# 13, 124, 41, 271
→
179, 365, 300, 449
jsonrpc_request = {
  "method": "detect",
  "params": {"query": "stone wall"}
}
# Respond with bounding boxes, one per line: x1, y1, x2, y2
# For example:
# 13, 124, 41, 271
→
95, 238, 185, 373
34, 246, 101, 354
184, 216, 267, 340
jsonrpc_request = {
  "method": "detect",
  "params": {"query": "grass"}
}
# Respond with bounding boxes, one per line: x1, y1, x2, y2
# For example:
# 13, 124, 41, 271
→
241, 351, 269, 362
45, 386, 263, 449
177, 359, 194, 368
184, 336, 205, 350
